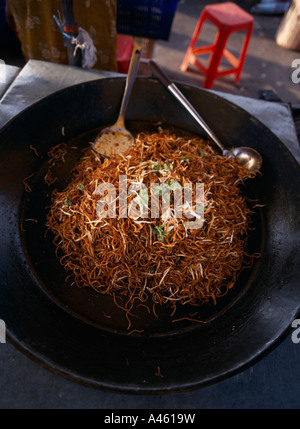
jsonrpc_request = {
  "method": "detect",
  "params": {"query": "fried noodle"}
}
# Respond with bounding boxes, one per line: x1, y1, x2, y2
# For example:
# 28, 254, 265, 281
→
46, 130, 257, 320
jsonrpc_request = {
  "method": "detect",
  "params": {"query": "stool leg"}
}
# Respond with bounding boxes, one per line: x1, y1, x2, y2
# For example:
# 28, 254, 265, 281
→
203, 28, 230, 89
234, 24, 253, 84
180, 11, 207, 72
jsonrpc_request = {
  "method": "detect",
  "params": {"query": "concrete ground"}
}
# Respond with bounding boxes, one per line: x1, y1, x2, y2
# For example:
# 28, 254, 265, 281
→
1, 0, 299, 105
154, 0, 300, 105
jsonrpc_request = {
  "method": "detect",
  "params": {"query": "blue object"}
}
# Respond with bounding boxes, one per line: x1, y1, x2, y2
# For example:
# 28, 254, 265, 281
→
116, 0, 178, 40
251, 1, 291, 15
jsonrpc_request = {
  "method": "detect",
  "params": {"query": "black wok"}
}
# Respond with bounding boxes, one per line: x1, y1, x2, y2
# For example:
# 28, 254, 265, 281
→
0, 77, 299, 394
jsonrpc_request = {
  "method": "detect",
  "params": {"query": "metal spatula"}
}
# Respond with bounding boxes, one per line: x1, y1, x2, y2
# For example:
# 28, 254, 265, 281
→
93, 46, 142, 156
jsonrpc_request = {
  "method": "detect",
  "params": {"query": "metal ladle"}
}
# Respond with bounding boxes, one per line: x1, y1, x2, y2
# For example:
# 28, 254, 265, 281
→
149, 60, 262, 173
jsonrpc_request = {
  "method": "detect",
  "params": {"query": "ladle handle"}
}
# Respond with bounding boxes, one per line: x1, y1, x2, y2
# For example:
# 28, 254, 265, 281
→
149, 60, 225, 153
118, 46, 142, 124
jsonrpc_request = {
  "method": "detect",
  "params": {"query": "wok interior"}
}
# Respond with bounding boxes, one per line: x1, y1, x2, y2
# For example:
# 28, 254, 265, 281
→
20, 121, 264, 336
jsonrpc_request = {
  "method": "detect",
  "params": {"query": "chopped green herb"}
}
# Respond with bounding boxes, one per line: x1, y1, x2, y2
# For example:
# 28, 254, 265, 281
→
151, 161, 172, 172
64, 196, 72, 207
151, 161, 162, 171
77, 183, 84, 191
181, 155, 190, 162
198, 147, 205, 158
152, 223, 170, 242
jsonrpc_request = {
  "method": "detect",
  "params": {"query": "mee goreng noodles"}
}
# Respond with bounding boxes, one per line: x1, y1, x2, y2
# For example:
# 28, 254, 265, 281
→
46, 129, 257, 324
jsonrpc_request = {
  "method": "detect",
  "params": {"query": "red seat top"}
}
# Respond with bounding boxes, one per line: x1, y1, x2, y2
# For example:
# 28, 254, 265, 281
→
205, 2, 253, 26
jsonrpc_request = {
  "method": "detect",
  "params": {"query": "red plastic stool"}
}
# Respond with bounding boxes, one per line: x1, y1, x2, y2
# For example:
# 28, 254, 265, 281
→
180, 2, 254, 89
117, 34, 134, 73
